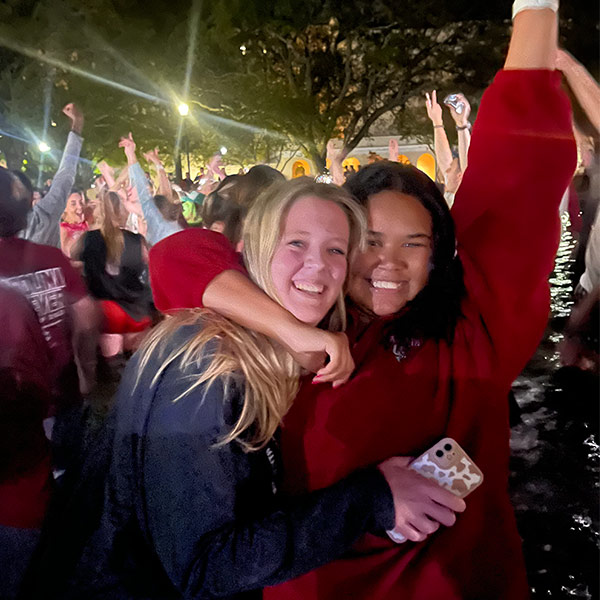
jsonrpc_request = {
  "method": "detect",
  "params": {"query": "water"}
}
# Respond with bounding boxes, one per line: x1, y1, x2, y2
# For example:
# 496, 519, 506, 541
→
510, 215, 599, 599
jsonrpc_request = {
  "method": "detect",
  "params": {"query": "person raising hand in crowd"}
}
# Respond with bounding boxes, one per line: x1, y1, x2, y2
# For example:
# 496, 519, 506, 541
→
445, 92, 472, 172
19, 103, 84, 248
425, 90, 453, 179
119, 133, 185, 245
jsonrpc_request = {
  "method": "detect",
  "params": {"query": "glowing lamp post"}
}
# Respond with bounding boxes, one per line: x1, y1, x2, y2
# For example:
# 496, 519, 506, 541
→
176, 103, 191, 180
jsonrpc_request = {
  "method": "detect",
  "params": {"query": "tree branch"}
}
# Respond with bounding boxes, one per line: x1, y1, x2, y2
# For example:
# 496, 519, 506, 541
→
344, 92, 406, 155
330, 47, 353, 112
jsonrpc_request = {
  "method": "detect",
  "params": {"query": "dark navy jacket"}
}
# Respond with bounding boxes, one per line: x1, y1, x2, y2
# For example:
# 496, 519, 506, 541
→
23, 325, 393, 599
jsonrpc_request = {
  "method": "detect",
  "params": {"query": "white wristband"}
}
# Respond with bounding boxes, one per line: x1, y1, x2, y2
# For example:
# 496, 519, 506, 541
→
512, 0, 559, 20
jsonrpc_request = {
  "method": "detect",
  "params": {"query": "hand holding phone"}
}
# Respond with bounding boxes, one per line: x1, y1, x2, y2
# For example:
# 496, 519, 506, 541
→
383, 438, 483, 543
443, 94, 465, 114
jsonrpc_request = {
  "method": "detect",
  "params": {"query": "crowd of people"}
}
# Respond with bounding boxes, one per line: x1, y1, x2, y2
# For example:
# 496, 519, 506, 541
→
0, 1, 598, 598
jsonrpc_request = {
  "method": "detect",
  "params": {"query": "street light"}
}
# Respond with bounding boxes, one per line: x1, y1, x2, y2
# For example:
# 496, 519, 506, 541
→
178, 102, 190, 116
38, 141, 51, 153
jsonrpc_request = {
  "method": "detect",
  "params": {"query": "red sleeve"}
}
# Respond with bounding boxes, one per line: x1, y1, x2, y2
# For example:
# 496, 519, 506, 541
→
452, 70, 577, 382
149, 229, 247, 312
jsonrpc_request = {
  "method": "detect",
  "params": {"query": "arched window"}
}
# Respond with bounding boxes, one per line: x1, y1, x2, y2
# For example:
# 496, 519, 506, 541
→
342, 157, 361, 171
416, 153, 436, 180
292, 160, 311, 178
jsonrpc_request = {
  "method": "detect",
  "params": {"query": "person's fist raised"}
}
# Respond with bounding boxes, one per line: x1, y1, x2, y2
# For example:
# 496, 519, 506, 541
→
447, 93, 471, 127
62, 103, 84, 135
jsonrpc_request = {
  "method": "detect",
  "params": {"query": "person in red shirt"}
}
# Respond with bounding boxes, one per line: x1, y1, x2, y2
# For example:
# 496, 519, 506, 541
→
0, 168, 100, 596
0, 167, 98, 463
149, 5, 575, 598
0, 287, 53, 530
0, 277, 65, 597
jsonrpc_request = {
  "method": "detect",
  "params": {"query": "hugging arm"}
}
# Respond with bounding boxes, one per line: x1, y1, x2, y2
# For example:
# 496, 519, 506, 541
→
149, 229, 355, 386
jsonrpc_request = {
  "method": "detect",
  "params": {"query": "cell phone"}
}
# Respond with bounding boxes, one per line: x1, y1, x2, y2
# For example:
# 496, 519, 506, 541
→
443, 93, 465, 115
386, 438, 483, 543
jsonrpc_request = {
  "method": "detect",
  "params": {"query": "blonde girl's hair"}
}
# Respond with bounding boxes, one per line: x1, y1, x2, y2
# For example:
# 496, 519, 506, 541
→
137, 177, 367, 452
96, 189, 125, 265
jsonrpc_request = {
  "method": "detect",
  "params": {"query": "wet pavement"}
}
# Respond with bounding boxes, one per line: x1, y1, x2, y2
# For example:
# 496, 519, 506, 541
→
509, 218, 599, 599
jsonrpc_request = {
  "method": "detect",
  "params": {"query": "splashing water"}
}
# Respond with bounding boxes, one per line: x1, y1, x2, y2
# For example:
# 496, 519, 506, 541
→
549, 214, 577, 319
510, 214, 599, 599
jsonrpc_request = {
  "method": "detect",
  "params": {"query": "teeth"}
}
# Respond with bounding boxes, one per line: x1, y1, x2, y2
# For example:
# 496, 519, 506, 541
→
372, 280, 402, 290
294, 282, 323, 293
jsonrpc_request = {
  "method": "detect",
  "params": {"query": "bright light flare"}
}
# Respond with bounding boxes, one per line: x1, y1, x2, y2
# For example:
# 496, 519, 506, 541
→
219, 146, 228, 155
0, 35, 165, 104
38, 141, 51, 153
178, 103, 190, 116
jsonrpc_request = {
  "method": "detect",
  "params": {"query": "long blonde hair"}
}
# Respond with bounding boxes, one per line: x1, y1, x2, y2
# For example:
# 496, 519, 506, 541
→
96, 189, 124, 265
137, 178, 366, 451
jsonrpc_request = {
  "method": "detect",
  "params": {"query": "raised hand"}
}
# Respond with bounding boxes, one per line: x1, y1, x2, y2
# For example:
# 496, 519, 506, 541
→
143, 147, 162, 166
554, 48, 600, 135
326, 139, 340, 162
119, 133, 137, 164
207, 153, 226, 180
446, 93, 471, 127
377, 456, 466, 543
62, 103, 84, 135
425, 91, 443, 127
388, 138, 399, 162
96, 160, 116, 188
97, 160, 113, 175
326, 139, 345, 186
121, 184, 142, 217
